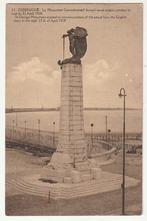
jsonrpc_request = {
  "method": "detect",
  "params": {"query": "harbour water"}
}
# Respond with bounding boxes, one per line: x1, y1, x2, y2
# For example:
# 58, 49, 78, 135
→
6, 110, 142, 134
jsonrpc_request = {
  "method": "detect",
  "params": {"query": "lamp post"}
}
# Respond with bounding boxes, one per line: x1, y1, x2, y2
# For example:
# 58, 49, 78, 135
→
53, 121, 55, 147
15, 112, 18, 127
38, 119, 40, 146
119, 87, 126, 215
90, 123, 94, 149
107, 129, 111, 150
24, 120, 27, 140
105, 115, 108, 142
12, 119, 15, 140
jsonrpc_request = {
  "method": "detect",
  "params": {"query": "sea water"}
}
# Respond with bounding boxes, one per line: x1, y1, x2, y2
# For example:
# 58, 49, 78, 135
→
6, 110, 142, 133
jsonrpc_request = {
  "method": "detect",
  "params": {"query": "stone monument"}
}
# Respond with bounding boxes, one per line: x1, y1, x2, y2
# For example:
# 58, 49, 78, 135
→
41, 27, 101, 183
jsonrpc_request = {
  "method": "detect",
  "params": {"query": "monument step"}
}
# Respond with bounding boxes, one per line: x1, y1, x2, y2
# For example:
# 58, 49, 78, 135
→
6, 179, 49, 192
56, 184, 121, 199
6, 182, 48, 197
6, 174, 117, 188
7, 172, 124, 188
6, 176, 120, 194
7, 177, 122, 198
7, 180, 139, 199
50, 179, 138, 199
6, 173, 122, 190
6, 172, 139, 199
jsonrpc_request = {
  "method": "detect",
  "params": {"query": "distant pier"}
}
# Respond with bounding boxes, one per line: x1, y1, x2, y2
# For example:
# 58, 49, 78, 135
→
5, 107, 141, 114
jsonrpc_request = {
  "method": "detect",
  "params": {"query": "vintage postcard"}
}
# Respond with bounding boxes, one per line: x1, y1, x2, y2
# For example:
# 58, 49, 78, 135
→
5, 2, 143, 216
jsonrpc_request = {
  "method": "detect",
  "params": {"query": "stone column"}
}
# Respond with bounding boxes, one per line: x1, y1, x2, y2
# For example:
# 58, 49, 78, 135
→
41, 63, 89, 182
57, 63, 87, 163
48, 63, 87, 169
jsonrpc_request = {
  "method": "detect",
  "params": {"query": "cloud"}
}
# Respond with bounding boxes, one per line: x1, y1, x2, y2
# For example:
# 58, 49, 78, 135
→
83, 59, 119, 87
6, 57, 61, 107
8, 57, 60, 85
83, 59, 119, 107
83, 59, 110, 83
6, 58, 120, 108
82, 59, 142, 108
6, 57, 142, 108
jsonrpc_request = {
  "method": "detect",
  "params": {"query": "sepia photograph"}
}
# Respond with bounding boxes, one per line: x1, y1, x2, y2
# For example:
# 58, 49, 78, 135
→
5, 2, 143, 216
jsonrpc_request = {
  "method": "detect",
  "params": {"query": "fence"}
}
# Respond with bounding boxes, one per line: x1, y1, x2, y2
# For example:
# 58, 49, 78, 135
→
6, 126, 58, 149
6, 126, 142, 155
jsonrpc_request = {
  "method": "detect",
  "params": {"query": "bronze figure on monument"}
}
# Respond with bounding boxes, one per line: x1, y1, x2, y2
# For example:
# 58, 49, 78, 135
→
58, 26, 88, 65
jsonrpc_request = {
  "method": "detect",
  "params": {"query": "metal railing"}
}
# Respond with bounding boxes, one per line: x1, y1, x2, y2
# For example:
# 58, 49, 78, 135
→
6, 126, 142, 154
6, 126, 58, 149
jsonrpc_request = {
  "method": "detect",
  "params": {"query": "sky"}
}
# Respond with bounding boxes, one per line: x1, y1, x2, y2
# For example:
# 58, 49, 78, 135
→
6, 3, 143, 108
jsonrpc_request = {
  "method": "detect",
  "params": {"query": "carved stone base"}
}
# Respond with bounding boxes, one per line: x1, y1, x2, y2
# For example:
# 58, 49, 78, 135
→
41, 158, 102, 184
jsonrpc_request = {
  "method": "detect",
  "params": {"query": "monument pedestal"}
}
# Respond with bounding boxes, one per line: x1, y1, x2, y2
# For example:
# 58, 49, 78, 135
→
41, 63, 101, 183
57, 63, 87, 162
